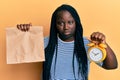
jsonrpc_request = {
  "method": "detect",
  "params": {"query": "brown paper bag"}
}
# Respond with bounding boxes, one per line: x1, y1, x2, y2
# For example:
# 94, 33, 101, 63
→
6, 26, 45, 64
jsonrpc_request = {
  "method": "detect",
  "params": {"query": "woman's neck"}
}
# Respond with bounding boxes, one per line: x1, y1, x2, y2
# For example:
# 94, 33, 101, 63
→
58, 35, 74, 42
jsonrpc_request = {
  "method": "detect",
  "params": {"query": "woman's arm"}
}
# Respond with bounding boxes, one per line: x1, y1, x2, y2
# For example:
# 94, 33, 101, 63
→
90, 32, 118, 69
102, 43, 118, 69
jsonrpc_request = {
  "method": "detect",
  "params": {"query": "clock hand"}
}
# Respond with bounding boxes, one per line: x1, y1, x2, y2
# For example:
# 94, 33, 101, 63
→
94, 53, 99, 56
92, 51, 97, 56
92, 51, 99, 56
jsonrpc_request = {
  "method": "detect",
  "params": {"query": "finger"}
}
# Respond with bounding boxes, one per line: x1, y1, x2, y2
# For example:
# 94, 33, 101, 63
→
95, 32, 102, 40
16, 23, 32, 31
26, 23, 32, 31
23, 24, 27, 31
91, 32, 98, 41
90, 32, 103, 44
24, 24, 30, 32
92, 32, 106, 44
100, 35, 106, 43
98, 34, 103, 40
96, 33, 106, 43
20, 24, 25, 31
92, 32, 103, 40
17, 24, 20, 30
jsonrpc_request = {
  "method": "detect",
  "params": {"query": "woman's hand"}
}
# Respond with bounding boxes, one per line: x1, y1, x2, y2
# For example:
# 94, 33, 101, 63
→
17, 23, 32, 32
90, 32, 106, 44
89, 32, 118, 69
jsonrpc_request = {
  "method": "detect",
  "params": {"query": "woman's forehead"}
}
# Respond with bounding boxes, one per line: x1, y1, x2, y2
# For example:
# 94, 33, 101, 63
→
56, 10, 72, 17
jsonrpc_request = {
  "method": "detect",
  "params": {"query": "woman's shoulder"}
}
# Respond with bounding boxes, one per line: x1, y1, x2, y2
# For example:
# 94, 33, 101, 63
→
83, 37, 90, 51
83, 37, 89, 44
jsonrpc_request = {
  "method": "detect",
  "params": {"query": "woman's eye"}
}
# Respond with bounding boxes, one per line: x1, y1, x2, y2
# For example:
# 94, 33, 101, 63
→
68, 21, 74, 25
57, 21, 64, 26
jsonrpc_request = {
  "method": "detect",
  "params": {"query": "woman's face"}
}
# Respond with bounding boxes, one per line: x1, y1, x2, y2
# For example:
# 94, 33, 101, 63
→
56, 10, 76, 41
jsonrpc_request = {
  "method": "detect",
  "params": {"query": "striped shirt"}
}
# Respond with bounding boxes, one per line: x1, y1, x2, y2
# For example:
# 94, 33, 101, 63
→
44, 36, 101, 80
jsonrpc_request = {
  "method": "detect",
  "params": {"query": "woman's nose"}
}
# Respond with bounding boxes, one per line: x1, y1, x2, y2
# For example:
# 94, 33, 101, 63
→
64, 23, 69, 29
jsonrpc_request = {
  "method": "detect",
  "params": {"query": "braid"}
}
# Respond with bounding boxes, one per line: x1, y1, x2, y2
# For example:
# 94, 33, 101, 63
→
75, 22, 88, 79
43, 4, 88, 80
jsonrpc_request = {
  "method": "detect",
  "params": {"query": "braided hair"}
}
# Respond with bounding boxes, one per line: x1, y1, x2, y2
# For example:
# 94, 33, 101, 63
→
43, 4, 88, 80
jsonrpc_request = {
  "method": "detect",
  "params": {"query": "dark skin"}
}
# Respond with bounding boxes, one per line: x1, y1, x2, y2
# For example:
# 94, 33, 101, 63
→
90, 32, 118, 69
56, 10, 76, 42
17, 10, 118, 69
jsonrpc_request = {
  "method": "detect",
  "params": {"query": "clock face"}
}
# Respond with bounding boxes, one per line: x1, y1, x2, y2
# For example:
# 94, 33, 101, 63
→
89, 48, 103, 62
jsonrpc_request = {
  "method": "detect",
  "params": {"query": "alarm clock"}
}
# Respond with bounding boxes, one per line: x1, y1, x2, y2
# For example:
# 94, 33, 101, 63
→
87, 42, 107, 63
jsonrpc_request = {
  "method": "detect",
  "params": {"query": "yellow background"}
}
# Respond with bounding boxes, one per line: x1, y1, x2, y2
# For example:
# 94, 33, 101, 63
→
0, 0, 120, 80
